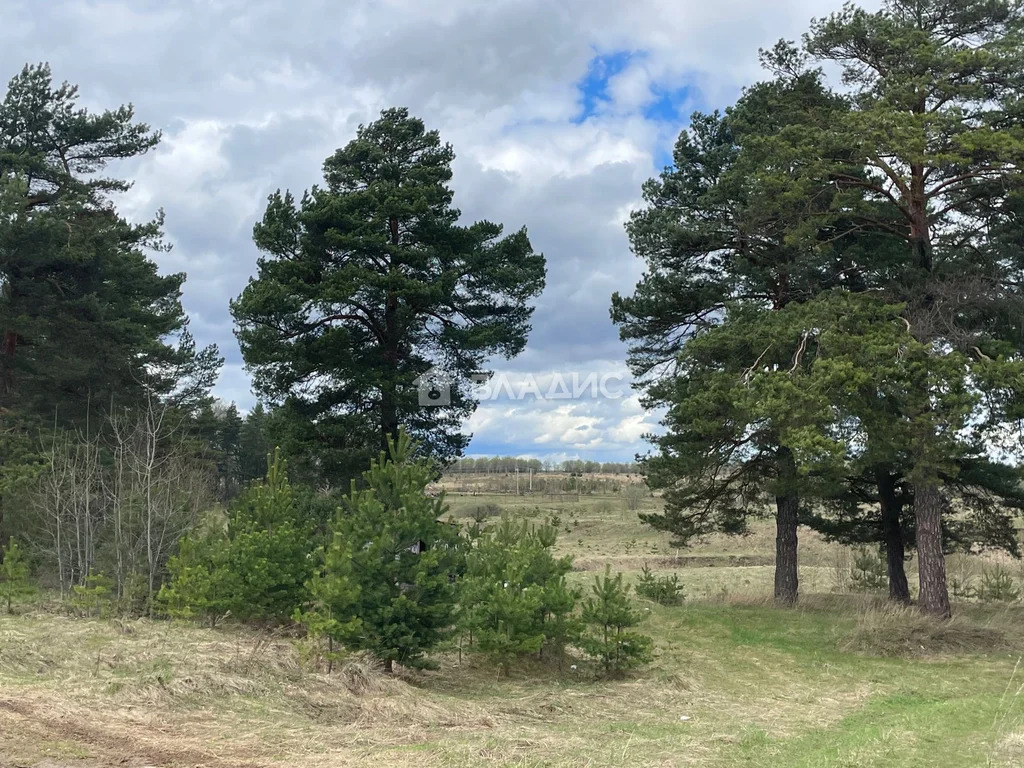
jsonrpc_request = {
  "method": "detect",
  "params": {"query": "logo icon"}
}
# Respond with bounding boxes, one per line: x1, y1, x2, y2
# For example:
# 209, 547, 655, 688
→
415, 367, 453, 407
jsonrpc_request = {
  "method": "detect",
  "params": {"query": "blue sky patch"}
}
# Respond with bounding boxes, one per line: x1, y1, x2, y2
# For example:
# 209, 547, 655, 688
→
646, 85, 692, 171
644, 84, 691, 123
574, 50, 695, 171
574, 50, 638, 123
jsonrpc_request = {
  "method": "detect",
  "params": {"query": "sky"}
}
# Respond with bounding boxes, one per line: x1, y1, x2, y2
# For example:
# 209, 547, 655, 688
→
2, 0, 855, 463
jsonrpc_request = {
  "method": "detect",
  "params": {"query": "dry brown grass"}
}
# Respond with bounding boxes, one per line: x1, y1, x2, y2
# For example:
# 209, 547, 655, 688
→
3, 596, 1024, 767
0, 611, 504, 768
0, 603, 867, 767
840, 602, 1019, 657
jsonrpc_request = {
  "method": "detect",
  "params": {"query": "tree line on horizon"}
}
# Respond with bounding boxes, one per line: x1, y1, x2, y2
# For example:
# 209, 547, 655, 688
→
449, 457, 641, 475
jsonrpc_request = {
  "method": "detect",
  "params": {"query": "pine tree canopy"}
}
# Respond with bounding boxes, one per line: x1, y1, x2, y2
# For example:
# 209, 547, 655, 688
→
0, 63, 221, 427
232, 108, 546, 481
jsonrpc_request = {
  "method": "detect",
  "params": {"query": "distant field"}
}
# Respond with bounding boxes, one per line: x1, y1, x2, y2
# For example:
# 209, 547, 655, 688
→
439, 480, 1024, 599
2, 484, 1024, 767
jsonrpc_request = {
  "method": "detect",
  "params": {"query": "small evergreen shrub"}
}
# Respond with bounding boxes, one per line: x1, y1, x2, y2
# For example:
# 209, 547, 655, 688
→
977, 565, 1020, 603
299, 431, 464, 672
459, 515, 580, 674
159, 448, 314, 624
71, 571, 115, 617
849, 547, 887, 592
581, 566, 652, 676
950, 575, 977, 601
159, 536, 237, 626
635, 563, 684, 605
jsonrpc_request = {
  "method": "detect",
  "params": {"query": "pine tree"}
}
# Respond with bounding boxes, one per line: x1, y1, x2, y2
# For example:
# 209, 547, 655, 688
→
724, 290, 1024, 610
0, 64, 221, 428
771, 0, 1024, 616
231, 108, 546, 481
237, 403, 272, 484
159, 535, 236, 627
459, 516, 579, 675
71, 571, 114, 618
611, 74, 849, 606
225, 449, 313, 621
0, 419, 44, 546
615, 2, 1024, 615
160, 448, 313, 624
215, 403, 244, 498
314, 430, 463, 671
191, 401, 245, 500
580, 566, 652, 677
296, 527, 361, 671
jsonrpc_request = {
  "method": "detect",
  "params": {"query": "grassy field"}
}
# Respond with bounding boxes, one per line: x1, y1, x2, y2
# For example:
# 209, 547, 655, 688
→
2, 486, 1024, 767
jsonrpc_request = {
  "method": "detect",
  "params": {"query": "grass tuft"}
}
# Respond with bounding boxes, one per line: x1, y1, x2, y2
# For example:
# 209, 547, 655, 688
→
334, 652, 402, 696
841, 603, 1012, 657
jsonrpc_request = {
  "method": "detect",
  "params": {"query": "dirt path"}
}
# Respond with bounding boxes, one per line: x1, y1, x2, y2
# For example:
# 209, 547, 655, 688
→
0, 697, 263, 768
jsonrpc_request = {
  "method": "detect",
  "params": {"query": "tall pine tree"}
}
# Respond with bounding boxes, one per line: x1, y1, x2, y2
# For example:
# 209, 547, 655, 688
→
777, 0, 1024, 616
612, 73, 847, 605
0, 64, 221, 427
231, 108, 545, 481
0, 64, 221, 546
616, 2, 1024, 614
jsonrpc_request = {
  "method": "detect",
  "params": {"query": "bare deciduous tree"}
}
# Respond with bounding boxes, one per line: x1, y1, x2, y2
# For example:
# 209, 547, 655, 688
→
29, 391, 214, 613
107, 392, 214, 613
32, 426, 102, 598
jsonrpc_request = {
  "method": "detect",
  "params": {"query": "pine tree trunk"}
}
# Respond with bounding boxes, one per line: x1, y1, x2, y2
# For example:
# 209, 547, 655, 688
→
774, 491, 799, 605
2, 328, 16, 399
380, 297, 400, 453
914, 481, 950, 618
774, 447, 799, 605
379, 216, 402, 454
877, 471, 910, 604
380, 383, 398, 454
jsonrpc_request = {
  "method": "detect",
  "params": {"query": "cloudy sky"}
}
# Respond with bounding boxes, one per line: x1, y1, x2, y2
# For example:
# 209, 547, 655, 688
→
4, 0, 854, 463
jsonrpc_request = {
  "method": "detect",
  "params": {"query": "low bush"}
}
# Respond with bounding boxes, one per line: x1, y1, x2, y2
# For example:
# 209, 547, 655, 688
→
621, 484, 648, 512
581, 566, 653, 676
977, 565, 1020, 603
468, 503, 502, 524
635, 563, 684, 605
841, 604, 1008, 657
